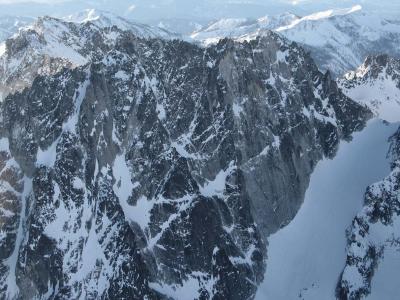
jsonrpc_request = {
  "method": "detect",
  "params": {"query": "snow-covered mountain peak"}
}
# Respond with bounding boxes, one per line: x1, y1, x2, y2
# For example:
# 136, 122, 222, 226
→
64, 9, 179, 39
3, 16, 89, 62
338, 54, 400, 122
190, 12, 298, 46
65, 8, 136, 29
343, 54, 392, 80
341, 54, 400, 87
0, 15, 35, 43
257, 12, 299, 29
258, 12, 299, 23
190, 5, 400, 77
190, 5, 364, 46
274, 8, 400, 76
65, 8, 103, 23
0, 12, 184, 102
276, 5, 362, 31
0, 16, 91, 101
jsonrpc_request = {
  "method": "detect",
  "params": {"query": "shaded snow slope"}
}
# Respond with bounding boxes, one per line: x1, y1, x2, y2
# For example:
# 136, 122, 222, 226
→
256, 119, 399, 300
338, 55, 400, 123
368, 246, 400, 300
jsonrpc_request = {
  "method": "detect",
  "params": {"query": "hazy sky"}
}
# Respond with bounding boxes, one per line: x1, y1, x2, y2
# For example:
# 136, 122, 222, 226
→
0, 0, 398, 21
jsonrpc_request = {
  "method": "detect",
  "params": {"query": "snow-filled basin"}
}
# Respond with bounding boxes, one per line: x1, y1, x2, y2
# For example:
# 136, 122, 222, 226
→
256, 119, 400, 299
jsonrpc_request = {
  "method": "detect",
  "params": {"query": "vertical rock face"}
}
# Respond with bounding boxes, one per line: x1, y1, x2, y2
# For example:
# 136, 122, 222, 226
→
0, 18, 371, 299
337, 127, 400, 300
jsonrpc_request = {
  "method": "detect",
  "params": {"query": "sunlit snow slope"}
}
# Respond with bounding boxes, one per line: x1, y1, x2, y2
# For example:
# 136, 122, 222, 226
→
256, 119, 399, 299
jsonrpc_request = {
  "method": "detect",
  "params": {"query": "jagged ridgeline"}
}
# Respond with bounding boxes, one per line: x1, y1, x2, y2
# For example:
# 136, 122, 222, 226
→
0, 16, 370, 299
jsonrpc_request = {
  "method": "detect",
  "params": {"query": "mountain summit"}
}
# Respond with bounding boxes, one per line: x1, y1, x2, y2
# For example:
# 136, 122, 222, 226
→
0, 15, 370, 299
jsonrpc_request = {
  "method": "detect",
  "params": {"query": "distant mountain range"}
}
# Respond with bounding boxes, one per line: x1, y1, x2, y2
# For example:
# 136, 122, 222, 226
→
3, 5, 400, 79
190, 5, 400, 77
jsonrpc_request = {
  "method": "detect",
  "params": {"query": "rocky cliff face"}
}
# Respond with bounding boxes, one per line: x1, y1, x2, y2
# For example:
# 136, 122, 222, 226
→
337, 127, 400, 299
0, 17, 370, 299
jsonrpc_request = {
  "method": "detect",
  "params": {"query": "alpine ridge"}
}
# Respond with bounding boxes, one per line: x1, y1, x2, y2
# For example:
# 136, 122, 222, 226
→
0, 15, 371, 299
0, 14, 177, 102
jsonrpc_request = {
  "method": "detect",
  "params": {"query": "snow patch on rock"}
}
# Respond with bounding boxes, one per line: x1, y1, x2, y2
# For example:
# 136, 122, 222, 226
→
0, 43, 6, 57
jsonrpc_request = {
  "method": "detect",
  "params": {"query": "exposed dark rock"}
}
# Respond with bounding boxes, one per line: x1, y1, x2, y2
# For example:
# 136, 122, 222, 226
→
0, 18, 371, 299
